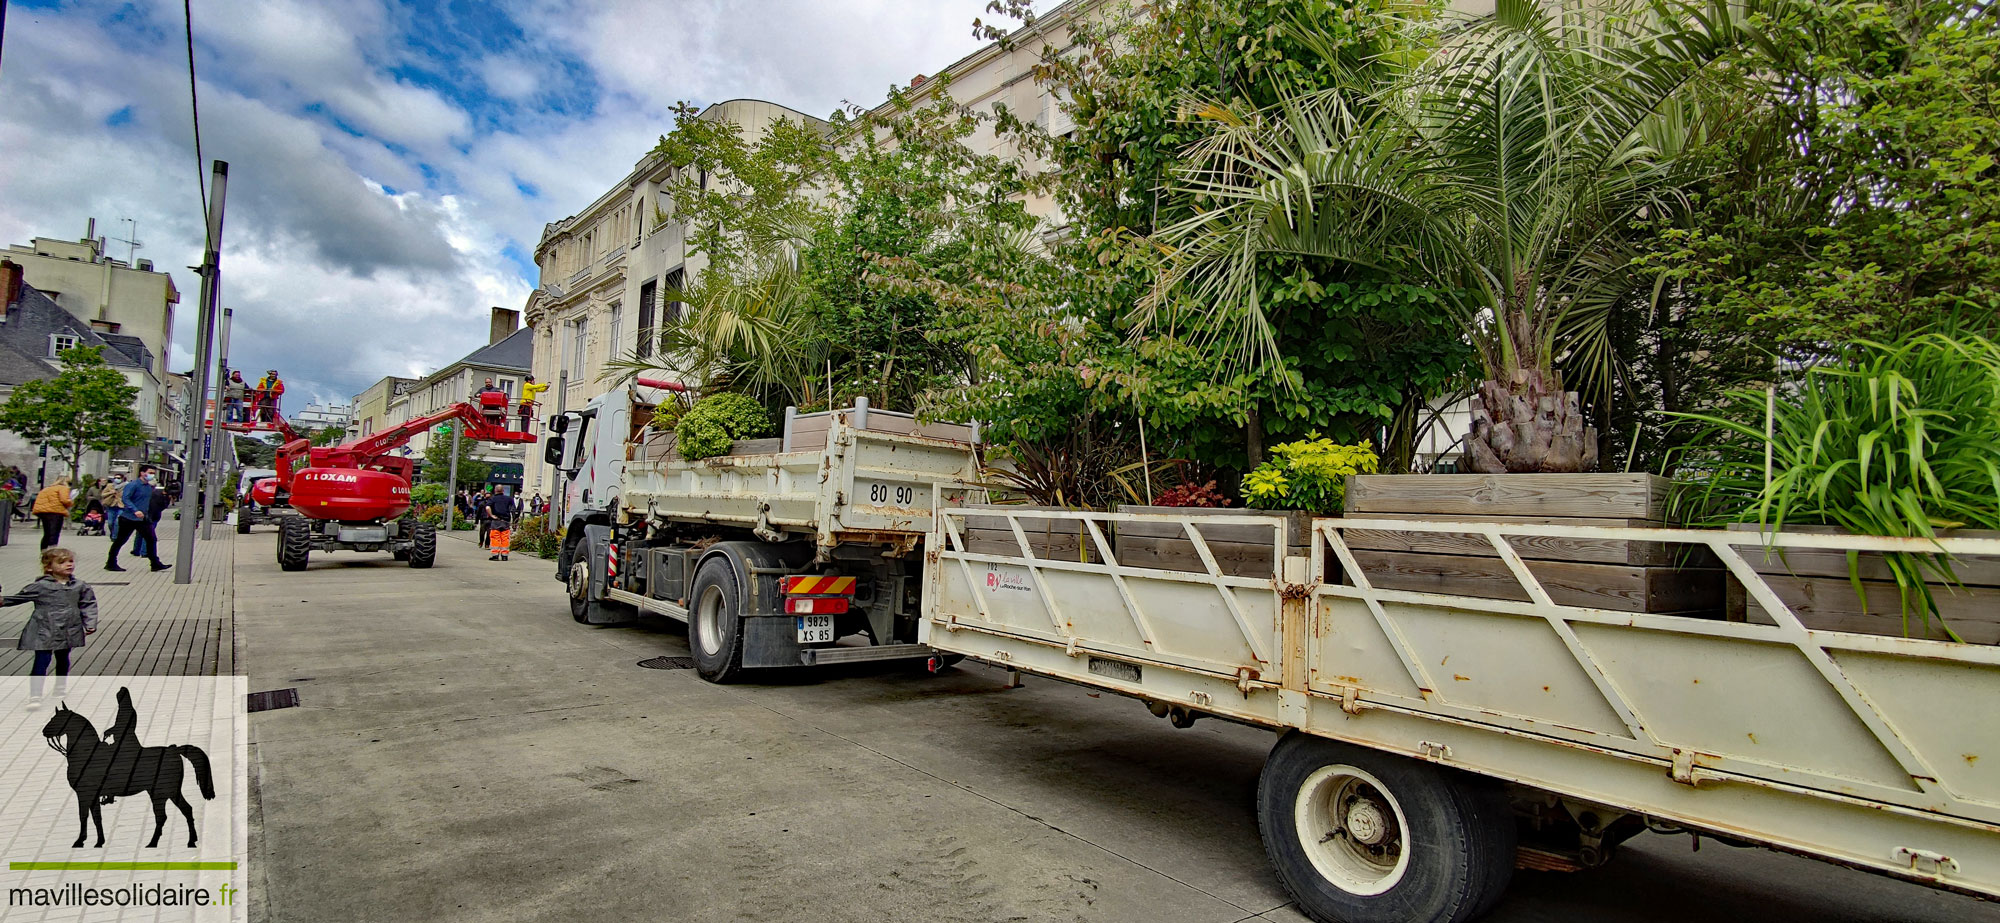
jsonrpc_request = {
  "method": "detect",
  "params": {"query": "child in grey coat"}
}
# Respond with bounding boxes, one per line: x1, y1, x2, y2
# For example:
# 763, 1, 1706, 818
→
9, 547, 97, 707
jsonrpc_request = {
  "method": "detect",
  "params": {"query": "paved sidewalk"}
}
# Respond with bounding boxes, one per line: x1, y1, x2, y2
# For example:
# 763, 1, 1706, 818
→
0, 515, 234, 676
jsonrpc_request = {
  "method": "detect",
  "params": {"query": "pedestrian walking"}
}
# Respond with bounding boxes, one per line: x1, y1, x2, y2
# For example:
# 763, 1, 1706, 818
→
105, 466, 169, 573
8, 547, 98, 708
134, 481, 172, 559
32, 475, 74, 550
486, 490, 516, 561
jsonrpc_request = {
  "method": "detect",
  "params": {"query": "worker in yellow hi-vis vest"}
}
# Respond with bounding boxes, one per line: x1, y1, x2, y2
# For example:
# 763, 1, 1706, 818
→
519, 375, 549, 433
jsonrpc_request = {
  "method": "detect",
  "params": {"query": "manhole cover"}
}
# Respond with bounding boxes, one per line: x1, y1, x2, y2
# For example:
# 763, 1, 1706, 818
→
247, 688, 300, 712
638, 657, 697, 670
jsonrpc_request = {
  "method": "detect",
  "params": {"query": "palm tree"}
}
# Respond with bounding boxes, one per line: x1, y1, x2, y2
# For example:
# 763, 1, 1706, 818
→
1142, 0, 1766, 472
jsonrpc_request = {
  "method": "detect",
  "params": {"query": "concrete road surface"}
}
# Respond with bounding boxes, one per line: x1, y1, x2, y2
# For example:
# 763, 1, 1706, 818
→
239, 535, 1999, 923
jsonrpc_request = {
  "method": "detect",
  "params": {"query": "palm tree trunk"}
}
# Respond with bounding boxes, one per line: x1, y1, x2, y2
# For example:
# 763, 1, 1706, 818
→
1464, 370, 1598, 473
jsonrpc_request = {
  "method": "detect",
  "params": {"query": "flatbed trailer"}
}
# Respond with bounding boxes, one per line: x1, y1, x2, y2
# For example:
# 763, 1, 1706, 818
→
920, 505, 2000, 923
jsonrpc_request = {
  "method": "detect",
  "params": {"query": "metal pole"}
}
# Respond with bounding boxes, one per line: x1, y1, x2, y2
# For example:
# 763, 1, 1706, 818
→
174, 160, 226, 584
443, 420, 460, 532
201, 308, 231, 538
553, 369, 567, 522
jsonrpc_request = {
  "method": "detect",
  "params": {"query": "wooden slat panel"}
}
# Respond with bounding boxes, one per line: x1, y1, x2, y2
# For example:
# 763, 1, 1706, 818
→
1347, 474, 1671, 520
1726, 524, 2000, 586
727, 438, 783, 456
1342, 516, 1707, 567
1737, 575, 2000, 644
1350, 549, 1725, 614
1114, 536, 1278, 578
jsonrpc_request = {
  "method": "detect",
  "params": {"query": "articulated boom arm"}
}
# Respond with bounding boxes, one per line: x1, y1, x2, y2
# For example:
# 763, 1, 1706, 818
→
273, 401, 534, 486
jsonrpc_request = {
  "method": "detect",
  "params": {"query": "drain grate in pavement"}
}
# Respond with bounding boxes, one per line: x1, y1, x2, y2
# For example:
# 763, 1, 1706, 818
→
93, 582, 131, 586
247, 688, 301, 712
638, 656, 697, 670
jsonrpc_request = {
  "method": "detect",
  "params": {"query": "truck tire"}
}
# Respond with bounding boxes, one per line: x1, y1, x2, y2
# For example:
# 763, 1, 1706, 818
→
687, 556, 747, 683
408, 523, 437, 569
1259, 732, 1515, 923
568, 560, 592, 623
277, 518, 312, 572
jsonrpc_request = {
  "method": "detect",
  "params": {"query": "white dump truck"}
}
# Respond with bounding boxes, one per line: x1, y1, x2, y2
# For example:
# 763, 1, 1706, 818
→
545, 381, 983, 682
547, 384, 2000, 922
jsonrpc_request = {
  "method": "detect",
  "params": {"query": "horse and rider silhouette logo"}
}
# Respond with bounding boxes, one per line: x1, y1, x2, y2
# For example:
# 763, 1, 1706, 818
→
37, 687, 216, 848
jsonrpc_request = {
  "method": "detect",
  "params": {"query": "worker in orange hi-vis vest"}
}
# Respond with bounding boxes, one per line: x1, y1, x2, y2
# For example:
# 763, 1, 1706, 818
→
486, 490, 516, 561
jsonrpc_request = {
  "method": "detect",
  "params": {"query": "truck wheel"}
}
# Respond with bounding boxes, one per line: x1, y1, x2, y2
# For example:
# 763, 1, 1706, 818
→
687, 557, 746, 684
236, 516, 251, 535
277, 518, 312, 572
1259, 732, 1515, 923
408, 523, 437, 569
568, 560, 593, 623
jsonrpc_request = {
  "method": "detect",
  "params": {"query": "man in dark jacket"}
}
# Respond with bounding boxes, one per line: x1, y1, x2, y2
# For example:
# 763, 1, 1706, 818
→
472, 489, 491, 548
485, 490, 516, 560
106, 466, 168, 572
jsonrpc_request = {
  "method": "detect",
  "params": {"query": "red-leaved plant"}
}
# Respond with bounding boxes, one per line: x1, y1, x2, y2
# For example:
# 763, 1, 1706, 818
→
1153, 481, 1229, 508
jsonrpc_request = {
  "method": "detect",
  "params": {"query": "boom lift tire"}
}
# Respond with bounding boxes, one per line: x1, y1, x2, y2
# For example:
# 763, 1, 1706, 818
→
236, 516, 251, 535
1259, 731, 1515, 923
687, 556, 748, 684
277, 517, 312, 572
407, 522, 437, 569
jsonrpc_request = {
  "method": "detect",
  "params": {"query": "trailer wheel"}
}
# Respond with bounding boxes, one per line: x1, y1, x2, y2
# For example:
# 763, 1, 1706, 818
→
1259, 732, 1515, 923
687, 557, 746, 684
277, 518, 312, 572
407, 523, 437, 569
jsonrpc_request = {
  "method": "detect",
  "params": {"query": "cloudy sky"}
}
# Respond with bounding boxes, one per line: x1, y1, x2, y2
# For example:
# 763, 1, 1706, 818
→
0, 0, 1000, 406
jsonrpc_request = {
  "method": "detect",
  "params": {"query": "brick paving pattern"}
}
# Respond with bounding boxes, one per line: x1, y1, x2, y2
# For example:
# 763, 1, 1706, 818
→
0, 516, 234, 677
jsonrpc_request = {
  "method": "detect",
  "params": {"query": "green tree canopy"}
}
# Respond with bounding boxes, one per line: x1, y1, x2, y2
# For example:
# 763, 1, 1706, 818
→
0, 346, 146, 483
418, 425, 493, 488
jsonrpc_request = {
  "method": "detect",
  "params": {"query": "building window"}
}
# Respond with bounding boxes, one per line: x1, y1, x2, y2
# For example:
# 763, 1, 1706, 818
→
49, 333, 79, 357
636, 281, 657, 358
570, 318, 588, 375
498, 377, 516, 397
662, 268, 686, 323
608, 302, 622, 360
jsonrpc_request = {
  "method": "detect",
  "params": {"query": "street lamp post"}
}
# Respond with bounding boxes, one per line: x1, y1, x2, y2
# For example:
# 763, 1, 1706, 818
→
174, 160, 227, 585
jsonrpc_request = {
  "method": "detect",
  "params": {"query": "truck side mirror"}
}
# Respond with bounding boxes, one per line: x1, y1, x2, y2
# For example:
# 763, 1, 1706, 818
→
548, 414, 570, 434
542, 435, 567, 466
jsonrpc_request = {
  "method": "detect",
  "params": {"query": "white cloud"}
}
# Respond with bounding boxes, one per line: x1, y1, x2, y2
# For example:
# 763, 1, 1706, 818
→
0, 0, 1021, 406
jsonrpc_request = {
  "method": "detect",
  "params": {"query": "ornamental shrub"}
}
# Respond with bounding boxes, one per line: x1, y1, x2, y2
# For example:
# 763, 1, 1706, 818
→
676, 393, 775, 460
1154, 480, 1230, 508
1242, 436, 1378, 513
409, 483, 449, 507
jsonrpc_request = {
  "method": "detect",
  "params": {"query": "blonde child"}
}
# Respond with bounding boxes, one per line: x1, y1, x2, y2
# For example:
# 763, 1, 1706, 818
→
8, 547, 97, 707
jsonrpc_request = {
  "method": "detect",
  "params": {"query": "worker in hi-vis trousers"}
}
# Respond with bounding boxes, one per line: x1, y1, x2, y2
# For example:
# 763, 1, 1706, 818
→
486, 490, 516, 561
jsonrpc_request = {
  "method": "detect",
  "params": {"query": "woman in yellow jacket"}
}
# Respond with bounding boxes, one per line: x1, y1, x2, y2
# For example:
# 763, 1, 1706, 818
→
32, 475, 74, 550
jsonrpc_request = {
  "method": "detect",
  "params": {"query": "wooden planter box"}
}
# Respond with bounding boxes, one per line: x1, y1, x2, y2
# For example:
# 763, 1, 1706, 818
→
1726, 524, 2000, 643
955, 506, 1097, 563
1111, 506, 1312, 578
1340, 474, 1725, 616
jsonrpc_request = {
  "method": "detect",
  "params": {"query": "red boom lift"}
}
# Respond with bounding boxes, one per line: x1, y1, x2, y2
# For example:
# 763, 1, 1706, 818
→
242, 395, 533, 570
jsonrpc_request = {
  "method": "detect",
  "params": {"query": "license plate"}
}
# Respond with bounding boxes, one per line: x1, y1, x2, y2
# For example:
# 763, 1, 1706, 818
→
859, 481, 920, 508
796, 614, 835, 644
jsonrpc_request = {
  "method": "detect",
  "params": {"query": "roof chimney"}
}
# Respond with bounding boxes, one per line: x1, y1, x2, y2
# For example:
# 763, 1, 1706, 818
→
910, 74, 928, 88
490, 307, 520, 345
0, 259, 21, 309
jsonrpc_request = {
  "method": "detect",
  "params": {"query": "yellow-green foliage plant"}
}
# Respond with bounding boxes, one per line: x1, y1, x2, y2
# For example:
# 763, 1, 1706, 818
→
1242, 436, 1378, 513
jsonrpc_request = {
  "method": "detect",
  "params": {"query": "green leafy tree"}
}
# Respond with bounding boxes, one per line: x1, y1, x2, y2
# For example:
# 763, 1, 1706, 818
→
308, 426, 346, 446
419, 426, 493, 488
0, 346, 145, 482
1142, 0, 1763, 472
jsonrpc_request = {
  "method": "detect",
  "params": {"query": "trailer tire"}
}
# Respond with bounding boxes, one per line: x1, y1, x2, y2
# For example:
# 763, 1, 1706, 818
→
277, 518, 312, 572
1259, 731, 1515, 923
408, 523, 437, 569
687, 556, 747, 684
